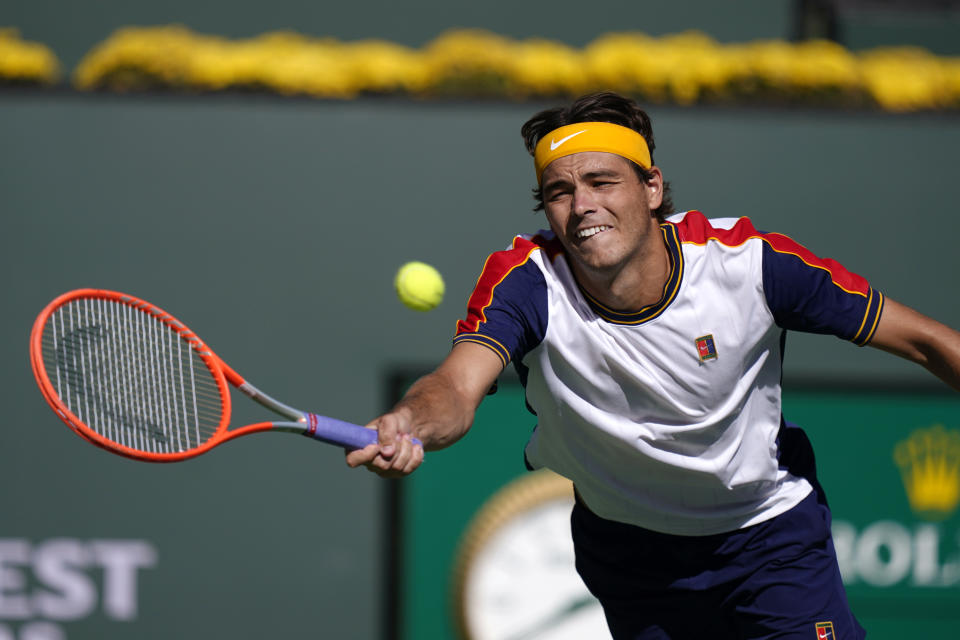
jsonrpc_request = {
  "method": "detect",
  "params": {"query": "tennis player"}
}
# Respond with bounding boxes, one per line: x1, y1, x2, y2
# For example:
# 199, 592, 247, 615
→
347, 92, 960, 639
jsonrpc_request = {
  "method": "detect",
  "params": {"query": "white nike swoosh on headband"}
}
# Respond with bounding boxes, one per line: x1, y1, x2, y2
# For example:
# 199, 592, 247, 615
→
549, 130, 587, 151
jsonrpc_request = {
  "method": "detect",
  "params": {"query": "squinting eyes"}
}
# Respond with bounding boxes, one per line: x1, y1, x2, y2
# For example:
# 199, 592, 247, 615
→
548, 182, 615, 198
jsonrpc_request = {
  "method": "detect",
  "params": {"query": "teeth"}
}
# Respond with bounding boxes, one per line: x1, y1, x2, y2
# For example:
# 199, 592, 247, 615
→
576, 225, 609, 239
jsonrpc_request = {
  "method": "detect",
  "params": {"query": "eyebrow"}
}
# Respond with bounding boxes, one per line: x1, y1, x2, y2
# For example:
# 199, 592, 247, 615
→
542, 169, 623, 193
582, 169, 622, 180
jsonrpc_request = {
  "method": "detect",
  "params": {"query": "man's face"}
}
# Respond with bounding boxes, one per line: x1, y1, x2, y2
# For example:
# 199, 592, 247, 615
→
540, 151, 664, 279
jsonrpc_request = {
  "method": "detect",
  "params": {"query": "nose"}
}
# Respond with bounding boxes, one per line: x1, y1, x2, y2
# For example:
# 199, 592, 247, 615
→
571, 186, 597, 217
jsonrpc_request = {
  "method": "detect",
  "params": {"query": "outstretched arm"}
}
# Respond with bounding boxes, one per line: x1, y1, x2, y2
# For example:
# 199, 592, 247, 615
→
869, 297, 960, 391
345, 341, 504, 477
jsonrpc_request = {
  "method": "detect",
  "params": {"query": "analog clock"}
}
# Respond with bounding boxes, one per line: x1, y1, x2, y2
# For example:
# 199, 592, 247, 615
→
451, 469, 612, 640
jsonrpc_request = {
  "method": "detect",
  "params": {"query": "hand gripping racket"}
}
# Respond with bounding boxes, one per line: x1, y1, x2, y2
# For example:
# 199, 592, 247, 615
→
29, 289, 404, 462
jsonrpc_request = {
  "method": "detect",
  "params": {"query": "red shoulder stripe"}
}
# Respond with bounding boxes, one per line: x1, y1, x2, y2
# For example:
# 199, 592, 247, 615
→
672, 211, 870, 297
456, 237, 540, 334
761, 232, 870, 296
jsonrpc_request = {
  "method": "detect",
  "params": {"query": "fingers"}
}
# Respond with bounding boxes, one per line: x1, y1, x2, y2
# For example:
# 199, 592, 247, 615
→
364, 434, 424, 478
386, 433, 424, 475
377, 412, 401, 458
344, 413, 424, 477
352, 436, 424, 477
345, 441, 380, 468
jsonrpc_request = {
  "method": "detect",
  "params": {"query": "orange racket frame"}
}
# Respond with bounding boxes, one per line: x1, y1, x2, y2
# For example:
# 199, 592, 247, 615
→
30, 288, 386, 462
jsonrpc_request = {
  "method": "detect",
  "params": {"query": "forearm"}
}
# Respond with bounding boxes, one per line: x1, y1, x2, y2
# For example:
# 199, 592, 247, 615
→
921, 345, 960, 391
870, 298, 960, 391
873, 324, 960, 391
346, 341, 503, 476
391, 369, 478, 450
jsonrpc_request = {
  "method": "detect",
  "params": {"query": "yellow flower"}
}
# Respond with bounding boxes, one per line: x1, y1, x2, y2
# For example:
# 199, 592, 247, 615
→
584, 31, 745, 104
65, 25, 960, 111
739, 38, 859, 96
420, 29, 515, 94
0, 27, 61, 84
584, 32, 664, 99
509, 38, 587, 96
859, 47, 956, 111
346, 39, 428, 94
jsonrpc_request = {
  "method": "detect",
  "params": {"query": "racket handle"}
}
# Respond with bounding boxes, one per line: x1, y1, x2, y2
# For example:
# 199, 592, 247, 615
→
304, 414, 422, 450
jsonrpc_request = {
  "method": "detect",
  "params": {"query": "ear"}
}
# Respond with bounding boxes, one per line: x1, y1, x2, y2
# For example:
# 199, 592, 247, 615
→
645, 166, 664, 211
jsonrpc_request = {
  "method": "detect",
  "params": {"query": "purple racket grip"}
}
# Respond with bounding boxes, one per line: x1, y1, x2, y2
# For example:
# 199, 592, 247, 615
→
303, 413, 422, 450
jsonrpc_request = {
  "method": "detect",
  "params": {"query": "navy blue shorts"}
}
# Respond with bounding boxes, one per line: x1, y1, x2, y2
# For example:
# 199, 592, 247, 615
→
571, 491, 865, 639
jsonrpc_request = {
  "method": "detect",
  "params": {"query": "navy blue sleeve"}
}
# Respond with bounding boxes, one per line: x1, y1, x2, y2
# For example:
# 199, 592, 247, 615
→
453, 239, 549, 366
761, 233, 884, 346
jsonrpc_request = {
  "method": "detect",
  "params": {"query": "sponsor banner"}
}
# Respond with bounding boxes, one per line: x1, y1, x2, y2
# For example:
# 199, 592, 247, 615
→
0, 539, 156, 640
782, 390, 960, 614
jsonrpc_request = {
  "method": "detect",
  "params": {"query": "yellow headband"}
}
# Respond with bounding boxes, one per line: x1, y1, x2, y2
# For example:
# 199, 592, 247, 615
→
533, 122, 652, 184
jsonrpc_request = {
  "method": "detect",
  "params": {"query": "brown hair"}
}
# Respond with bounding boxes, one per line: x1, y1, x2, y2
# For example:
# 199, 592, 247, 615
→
520, 92, 675, 220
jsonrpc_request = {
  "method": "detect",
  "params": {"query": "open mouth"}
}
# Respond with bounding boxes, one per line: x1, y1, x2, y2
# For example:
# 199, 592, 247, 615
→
575, 225, 610, 240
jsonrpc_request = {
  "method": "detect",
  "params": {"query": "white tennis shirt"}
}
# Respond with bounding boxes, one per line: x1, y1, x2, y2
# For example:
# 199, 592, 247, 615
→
454, 211, 884, 535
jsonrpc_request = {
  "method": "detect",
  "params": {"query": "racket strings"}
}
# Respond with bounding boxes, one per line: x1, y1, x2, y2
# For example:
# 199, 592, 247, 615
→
40, 297, 224, 454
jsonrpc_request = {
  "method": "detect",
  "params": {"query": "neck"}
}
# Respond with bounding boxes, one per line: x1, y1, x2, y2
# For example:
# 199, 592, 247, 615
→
575, 230, 671, 312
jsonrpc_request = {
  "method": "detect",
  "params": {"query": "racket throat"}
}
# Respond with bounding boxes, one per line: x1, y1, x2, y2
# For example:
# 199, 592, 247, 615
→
237, 381, 305, 423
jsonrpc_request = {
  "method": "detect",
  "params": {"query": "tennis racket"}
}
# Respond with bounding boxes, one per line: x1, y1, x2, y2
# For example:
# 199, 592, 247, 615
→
30, 288, 403, 462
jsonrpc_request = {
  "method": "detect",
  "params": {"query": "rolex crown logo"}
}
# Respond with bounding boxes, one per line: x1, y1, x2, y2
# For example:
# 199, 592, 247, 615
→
893, 425, 960, 521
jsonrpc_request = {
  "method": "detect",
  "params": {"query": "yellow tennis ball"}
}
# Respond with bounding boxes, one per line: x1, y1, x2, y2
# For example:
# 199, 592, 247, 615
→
395, 261, 445, 311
